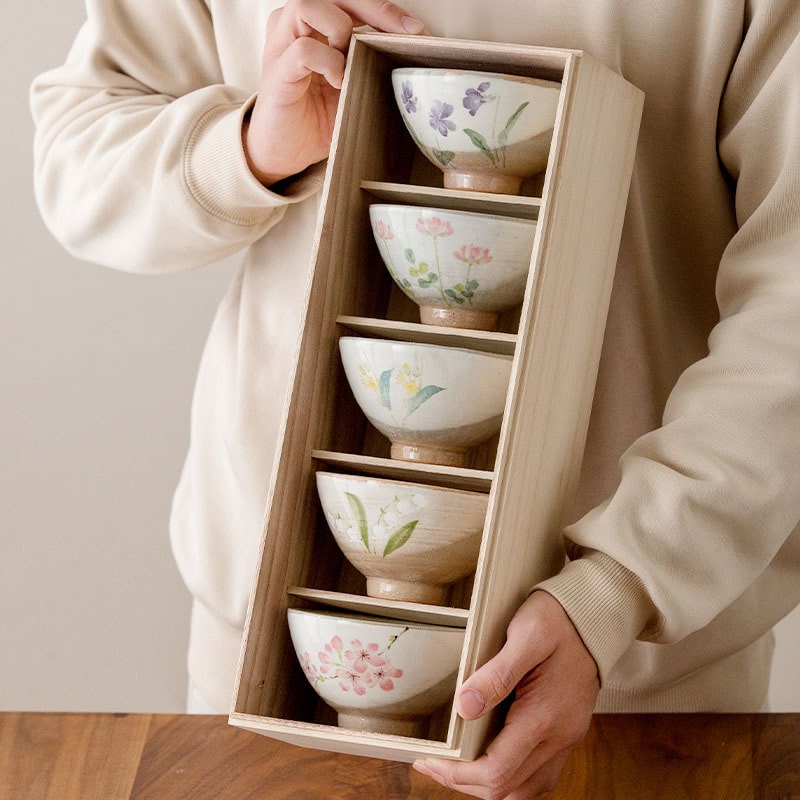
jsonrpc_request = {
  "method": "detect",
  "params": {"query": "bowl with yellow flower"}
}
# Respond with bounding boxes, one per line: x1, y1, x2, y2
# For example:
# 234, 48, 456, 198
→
338, 336, 512, 467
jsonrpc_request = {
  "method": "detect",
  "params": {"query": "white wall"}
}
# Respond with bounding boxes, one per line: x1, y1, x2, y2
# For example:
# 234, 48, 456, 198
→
2, 0, 798, 714
1, 0, 234, 712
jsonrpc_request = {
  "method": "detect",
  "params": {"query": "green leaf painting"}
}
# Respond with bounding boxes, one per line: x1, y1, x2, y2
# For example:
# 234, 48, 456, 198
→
463, 128, 497, 164
378, 368, 393, 411
344, 491, 370, 551
497, 101, 530, 150
406, 384, 445, 415
433, 148, 456, 167
383, 520, 419, 557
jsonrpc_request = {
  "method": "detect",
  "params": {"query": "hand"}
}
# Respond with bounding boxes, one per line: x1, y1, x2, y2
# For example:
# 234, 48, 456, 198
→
244, 0, 425, 185
413, 591, 599, 799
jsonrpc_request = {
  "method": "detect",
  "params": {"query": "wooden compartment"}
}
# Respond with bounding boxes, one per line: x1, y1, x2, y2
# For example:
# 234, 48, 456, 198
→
229, 33, 643, 762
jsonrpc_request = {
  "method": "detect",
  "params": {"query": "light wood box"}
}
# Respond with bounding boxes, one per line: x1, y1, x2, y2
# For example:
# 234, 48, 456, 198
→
229, 33, 643, 763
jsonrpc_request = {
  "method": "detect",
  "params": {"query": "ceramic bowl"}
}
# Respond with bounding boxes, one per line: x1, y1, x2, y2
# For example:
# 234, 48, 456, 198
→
392, 67, 561, 194
369, 204, 536, 330
288, 608, 465, 737
339, 336, 512, 467
316, 471, 487, 604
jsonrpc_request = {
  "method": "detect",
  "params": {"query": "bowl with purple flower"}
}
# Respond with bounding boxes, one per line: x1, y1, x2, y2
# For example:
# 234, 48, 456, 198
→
369, 203, 536, 330
392, 68, 562, 194
287, 608, 465, 737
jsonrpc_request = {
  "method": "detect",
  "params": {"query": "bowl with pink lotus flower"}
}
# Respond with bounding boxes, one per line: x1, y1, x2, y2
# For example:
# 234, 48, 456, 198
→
316, 471, 487, 605
392, 67, 562, 194
339, 336, 513, 467
370, 204, 536, 330
288, 608, 465, 737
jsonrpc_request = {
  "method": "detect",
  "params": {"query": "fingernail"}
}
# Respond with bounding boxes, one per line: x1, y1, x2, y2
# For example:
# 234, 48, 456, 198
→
457, 688, 486, 718
413, 759, 433, 776
401, 15, 425, 34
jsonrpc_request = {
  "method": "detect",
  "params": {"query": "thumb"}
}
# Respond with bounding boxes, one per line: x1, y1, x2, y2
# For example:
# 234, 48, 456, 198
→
455, 635, 542, 721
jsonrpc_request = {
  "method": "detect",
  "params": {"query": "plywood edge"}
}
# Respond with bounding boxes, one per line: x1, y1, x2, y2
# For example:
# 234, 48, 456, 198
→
354, 31, 577, 76
227, 713, 461, 763
311, 450, 494, 492
287, 587, 470, 627
337, 315, 517, 355
361, 180, 541, 219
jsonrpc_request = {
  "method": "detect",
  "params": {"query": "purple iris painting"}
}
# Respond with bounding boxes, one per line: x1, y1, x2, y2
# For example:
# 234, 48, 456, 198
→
462, 82, 491, 116
429, 100, 457, 136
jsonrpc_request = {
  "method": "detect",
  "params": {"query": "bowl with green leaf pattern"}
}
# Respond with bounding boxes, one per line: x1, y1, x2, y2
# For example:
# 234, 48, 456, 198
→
316, 471, 487, 604
338, 336, 513, 467
392, 67, 562, 194
370, 204, 536, 331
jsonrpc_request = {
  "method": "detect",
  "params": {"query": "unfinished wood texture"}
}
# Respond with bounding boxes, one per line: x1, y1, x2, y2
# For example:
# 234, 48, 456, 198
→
337, 316, 518, 355
233, 35, 404, 723
452, 45, 644, 760
311, 450, 494, 492
287, 587, 471, 626
232, 32, 643, 763
362, 33, 572, 82
0, 712, 149, 800
361, 181, 541, 220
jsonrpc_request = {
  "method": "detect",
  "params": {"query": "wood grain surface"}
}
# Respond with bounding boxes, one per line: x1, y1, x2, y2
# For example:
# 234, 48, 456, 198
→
2, 713, 798, 799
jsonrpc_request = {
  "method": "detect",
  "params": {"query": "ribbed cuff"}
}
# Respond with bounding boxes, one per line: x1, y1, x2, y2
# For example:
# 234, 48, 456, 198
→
183, 96, 325, 227
534, 551, 660, 683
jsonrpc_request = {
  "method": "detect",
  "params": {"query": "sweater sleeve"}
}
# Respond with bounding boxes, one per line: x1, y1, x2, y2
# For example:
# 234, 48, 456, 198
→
536, 2, 800, 679
30, 0, 323, 274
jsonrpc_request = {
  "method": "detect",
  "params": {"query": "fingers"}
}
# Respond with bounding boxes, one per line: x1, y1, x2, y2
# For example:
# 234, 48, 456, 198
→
456, 598, 555, 721
506, 750, 570, 799
411, 592, 598, 799
268, 0, 423, 57
336, 0, 425, 34
270, 36, 348, 95
414, 744, 569, 800
415, 693, 552, 798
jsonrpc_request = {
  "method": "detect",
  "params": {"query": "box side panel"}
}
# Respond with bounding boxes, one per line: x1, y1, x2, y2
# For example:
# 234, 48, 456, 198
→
456, 55, 643, 759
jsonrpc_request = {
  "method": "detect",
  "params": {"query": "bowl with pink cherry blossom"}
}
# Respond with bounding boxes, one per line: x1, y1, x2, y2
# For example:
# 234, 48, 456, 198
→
370, 204, 536, 330
392, 68, 562, 194
339, 336, 513, 467
316, 471, 487, 605
288, 608, 465, 737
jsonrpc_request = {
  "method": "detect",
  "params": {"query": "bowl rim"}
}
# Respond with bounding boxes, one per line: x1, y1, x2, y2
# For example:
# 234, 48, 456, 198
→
368, 203, 536, 228
315, 469, 490, 501
391, 67, 562, 91
338, 336, 513, 364
287, 607, 466, 635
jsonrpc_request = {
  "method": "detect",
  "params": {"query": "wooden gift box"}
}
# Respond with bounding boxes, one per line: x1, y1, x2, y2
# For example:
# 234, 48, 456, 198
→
229, 33, 643, 762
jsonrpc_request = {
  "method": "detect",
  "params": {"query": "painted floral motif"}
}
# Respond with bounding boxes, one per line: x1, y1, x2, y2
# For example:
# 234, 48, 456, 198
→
327, 488, 428, 557
398, 78, 530, 169
300, 630, 407, 695
373, 220, 414, 297
389, 214, 493, 307
400, 80, 417, 114
428, 100, 456, 137
415, 217, 454, 238
357, 353, 444, 423
462, 81, 492, 116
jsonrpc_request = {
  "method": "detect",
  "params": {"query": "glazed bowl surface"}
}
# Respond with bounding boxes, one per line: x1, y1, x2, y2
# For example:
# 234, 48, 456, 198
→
339, 336, 513, 467
392, 67, 562, 194
370, 203, 536, 330
288, 608, 465, 736
316, 471, 487, 604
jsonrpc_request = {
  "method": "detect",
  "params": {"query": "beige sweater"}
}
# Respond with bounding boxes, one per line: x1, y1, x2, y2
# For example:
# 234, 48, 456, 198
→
32, 0, 800, 714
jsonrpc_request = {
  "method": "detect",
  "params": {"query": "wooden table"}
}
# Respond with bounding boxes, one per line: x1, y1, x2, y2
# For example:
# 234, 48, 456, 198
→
1, 713, 798, 799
